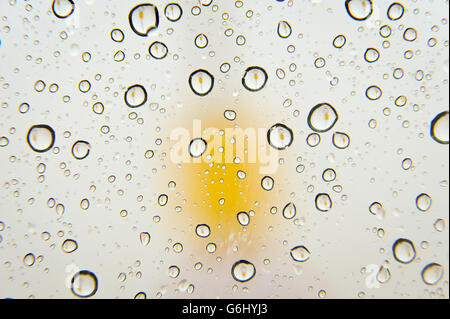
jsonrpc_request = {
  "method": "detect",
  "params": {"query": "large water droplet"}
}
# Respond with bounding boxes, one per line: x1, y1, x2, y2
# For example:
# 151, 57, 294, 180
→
282, 202, 296, 219
194, 33, 208, 49
393, 238, 416, 264
129, 3, 159, 37
71, 140, 91, 160
421, 263, 444, 285
365, 85, 383, 100
416, 193, 432, 212
168, 265, 180, 278
188, 69, 214, 96
71, 270, 98, 298
52, 0, 74, 19
376, 263, 391, 284
62, 239, 78, 253
149, 41, 168, 59
290, 246, 311, 262
189, 138, 207, 158
277, 20, 292, 38
430, 111, 449, 144
333, 35, 346, 48
242, 66, 268, 91
140, 232, 151, 246
307, 103, 338, 133
387, 2, 404, 20
345, 0, 373, 21
26, 125, 55, 153
164, 3, 183, 22
364, 48, 380, 63
23, 253, 35, 266
261, 176, 274, 191
237, 211, 250, 226
267, 123, 293, 150
332, 132, 350, 149
195, 224, 211, 238
231, 260, 256, 282
315, 193, 332, 212
124, 84, 147, 108
224, 110, 236, 121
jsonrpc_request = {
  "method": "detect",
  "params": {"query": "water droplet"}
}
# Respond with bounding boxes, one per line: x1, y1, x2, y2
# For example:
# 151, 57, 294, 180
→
62, 239, 78, 253
80, 199, 89, 210
26, 125, 55, 153
322, 168, 337, 182
402, 158, 413, 170
315, 193, 332, 212
113, 50, 125, 62
403, 28, 417, 42
231, 260, 256, 282
282, 202, 296, 219
135, 292, 147, 299
71, 140, 90, 160
52, 0, 74, 19
188, 69, 214, 96
267, 123, 293, 150
194, 33, 208, 48
332, 132, 350, 149
78, 80, 91, 93
165, 3, 183, 22
237, 170, 246, 179
158, 194, 168, 206
290, 246, 310, 262
416, 193, 432, 212
0, 137, 9, 147
237, 211, 250, 226
376, 264, 391, 284
224, 110, 236, 121
124, 84, 147, 108
387, 2, 404, 20
129, 3, 159, 37
23, 253, 35, 266
19, 102, 30, 114
314, 57, 326, 68
307, 103, 338, 133
333, 35, 346, 48
110, 28, 124, 42
277, 20, 292, 38
430, 111, 449, 144
434, 219, 445, 232
140, 232, 151, 246
236, 35, 246, 46
364, 48, 380, 63
149, 41, 168, 59
92, 102, 104, 114
206, 242, 216, 253
365, 85, 382, 100
379, 25, 392, 38
369, 202, 385, 219
261, 176, 274, 191
34, 80, 46, 92
189, 138, 207, 158
306, 133, 321, 147
393, 238, 416, 264
220, 62, 231, 73
242, 66, 268, 92
421, 263, 444, 285
168, 265, 180, 278
195, 224, 211, 238
71, 270, 98, 298
345, 0, 373, 21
